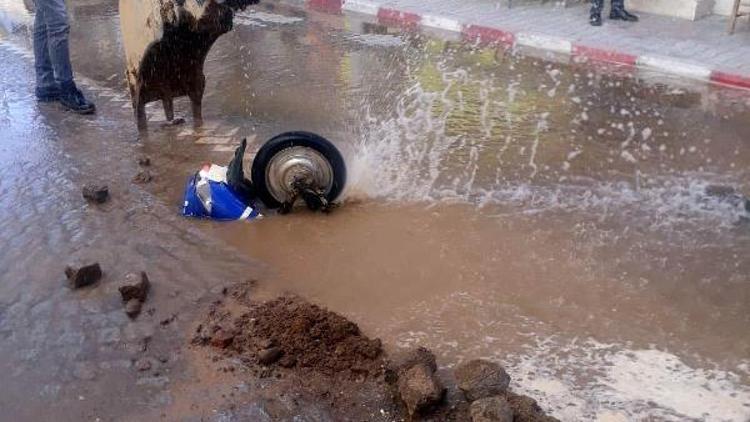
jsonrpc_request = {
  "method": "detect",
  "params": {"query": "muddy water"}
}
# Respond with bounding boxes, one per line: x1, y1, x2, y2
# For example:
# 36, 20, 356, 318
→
2, 0, 750, 420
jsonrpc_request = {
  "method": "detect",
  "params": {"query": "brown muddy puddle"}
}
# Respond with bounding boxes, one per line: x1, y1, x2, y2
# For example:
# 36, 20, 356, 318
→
2, 0, 750, 420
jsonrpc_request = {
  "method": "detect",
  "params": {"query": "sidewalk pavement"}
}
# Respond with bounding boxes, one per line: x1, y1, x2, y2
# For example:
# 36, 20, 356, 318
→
300, 0, 750, 90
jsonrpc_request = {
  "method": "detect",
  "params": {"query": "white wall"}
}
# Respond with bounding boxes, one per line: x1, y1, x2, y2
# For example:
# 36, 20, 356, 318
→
713, 0, 735, 16
626, 0, 714, 20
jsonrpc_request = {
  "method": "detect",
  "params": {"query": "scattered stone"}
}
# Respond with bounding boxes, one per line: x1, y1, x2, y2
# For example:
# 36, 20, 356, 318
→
386, 346, 437, 383
125, 299, 143, 319
397, 363, 445, 416
160, 314, 177, 326
278, 354, 297, 368
470, 396, 513, 422
137, 155, 151, 166
82, 184, 109, 204
132, 170, 153, 184
455, 359, 511, 402
134, 358, 153, 372
118, 272, 150, 303
258, 347, 283, 365
506, 392, 559, 422
705, 184, 736, 198
65, 263, 102, 289
211, 329, 235, 349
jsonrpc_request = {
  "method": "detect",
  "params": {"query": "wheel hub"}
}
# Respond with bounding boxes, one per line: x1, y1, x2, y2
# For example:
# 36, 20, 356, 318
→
265, 146, 334, 206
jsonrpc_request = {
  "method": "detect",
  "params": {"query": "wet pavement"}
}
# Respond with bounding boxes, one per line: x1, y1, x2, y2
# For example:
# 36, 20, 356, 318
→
1, 0, 750, 420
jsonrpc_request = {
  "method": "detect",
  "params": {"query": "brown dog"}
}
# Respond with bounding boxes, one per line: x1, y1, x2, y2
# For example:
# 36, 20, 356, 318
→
119, 0, 257, 130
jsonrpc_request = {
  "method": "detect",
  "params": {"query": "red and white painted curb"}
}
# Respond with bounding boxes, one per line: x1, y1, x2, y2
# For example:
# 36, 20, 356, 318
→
305, 0, 750, 90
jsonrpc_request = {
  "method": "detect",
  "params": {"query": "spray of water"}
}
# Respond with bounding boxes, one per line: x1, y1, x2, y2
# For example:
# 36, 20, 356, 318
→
341, 49, 748, 230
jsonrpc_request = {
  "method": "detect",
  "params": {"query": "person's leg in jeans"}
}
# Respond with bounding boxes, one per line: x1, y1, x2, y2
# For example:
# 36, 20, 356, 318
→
33, 4, 59, 101
609, 0, 639, 21
33, 0, 95, 113
590, 0, 604, 25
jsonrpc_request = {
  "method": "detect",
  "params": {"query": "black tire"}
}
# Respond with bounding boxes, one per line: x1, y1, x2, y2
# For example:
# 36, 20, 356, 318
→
251, 131, 347, 209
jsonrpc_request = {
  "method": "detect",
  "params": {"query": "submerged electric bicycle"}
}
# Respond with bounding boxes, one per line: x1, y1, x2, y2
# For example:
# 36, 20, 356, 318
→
183, 131, 346, 221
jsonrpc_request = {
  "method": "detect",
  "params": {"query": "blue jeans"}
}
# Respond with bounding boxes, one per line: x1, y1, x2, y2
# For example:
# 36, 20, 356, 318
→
591, 0, 625, 15
33, 0, 75, 96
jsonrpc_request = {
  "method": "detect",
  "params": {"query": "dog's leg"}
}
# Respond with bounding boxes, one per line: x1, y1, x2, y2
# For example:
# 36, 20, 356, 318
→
163, 96, 174, 122
189, 75, 205, 127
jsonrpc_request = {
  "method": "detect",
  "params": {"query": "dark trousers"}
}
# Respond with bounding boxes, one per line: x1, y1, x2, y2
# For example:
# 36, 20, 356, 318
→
591, 0, 625, 15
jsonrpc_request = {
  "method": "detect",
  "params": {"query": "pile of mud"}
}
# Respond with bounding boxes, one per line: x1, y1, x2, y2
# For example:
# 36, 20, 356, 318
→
229, 296, 383, 376
192, 286, 557, 421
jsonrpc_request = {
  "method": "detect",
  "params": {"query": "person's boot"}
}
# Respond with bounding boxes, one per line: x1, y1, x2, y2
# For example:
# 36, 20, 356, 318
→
590, 12, 603, 26
610, 3, 639, 21
35, 86, 61, 103
59, 82, 96, 114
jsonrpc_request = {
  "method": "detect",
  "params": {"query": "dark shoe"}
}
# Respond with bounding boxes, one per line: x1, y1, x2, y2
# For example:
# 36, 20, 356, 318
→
610, 8, 639, 22
36, 86, 61, 103
590, 13, 602, 26
59, 83, 96, 115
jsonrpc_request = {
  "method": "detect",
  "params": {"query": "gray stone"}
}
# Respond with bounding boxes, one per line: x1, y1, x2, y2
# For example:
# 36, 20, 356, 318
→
119, 272, 150, 303
397, 363, 445, 416
258, 347, 283, 365
388, 346, 437, 374
65, 263, 102, 289
82, 184, 109, 204
132, 170, 153, 184
470, 396, 513, 422
455, 359, 511, 402
125, 299, 143, 319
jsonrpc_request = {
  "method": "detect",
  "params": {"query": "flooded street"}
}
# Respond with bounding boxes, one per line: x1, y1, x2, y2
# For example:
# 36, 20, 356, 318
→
1, 0, 749, 420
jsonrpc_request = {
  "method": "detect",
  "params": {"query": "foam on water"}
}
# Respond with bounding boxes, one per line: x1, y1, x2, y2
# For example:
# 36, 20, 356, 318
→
380, 291, 750, 421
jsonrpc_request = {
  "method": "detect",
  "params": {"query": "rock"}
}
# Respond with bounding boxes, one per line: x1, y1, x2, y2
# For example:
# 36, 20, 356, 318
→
278, 354, 297, 368
82, 184, 109, 204
65, 263, 102, 289
134, 358, 153, 372
132, 170, 153, 184
705, 184, 736, 198
211, 329, 235, 349
470, 396, 513, 422
505, 392, 559, 422
455, 359, 511, 402
118, 272, 150, 303
258, 347, 283, 365
397, 363, 445, 416
125, 299, 143, 319
386, 346, 437, 384
257, 338, 275, 350
137, 155, 151, 166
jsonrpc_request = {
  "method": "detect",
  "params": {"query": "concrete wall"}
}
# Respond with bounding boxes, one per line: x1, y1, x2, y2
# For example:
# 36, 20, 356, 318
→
626, 0, 714, 20
713, 0, 735, 16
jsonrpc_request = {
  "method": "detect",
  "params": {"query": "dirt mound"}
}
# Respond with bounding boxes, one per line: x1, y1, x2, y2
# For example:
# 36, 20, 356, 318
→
193, 294, 384, 378
191, 289, 557, 421
231, 296, 383, 376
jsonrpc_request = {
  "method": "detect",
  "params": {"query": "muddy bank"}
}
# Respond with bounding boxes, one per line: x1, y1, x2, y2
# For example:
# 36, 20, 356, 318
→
188, 281, 557, 421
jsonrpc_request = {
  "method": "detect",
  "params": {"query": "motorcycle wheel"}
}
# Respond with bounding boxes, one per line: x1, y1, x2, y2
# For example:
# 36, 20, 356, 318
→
251, 131, 346, 209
